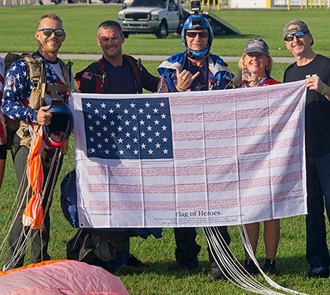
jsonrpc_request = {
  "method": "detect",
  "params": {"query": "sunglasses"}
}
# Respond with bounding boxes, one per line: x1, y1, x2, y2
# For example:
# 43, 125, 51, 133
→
38, 28, 65, 37
186, 31, 209, 38
284, 31, 305, 42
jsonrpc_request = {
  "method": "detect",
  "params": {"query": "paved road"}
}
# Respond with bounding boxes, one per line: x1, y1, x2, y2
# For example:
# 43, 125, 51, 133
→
57, 54, 295, 64
0, 53, 295, 63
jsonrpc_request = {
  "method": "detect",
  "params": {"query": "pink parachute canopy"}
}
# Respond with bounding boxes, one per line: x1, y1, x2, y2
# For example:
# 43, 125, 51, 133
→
0, 260, 129, 295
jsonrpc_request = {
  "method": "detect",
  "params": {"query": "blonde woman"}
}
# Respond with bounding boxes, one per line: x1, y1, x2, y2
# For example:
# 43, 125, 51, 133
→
234, 38, 281, 275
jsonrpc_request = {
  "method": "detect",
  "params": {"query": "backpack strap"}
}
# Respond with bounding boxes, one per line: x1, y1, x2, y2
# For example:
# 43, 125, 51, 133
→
123, 54, 142, 94
23, 54, 45, 84
89, 60, 107, 93
22, 54, 46, 110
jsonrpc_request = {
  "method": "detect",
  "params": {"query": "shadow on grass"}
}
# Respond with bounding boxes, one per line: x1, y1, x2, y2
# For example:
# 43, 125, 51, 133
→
114, 255, 308, 278
114, 259, 210, 278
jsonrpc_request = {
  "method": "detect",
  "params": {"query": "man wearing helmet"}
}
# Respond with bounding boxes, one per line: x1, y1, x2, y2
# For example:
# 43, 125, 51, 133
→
158, 14, 233, 93
158, 13, 234, 281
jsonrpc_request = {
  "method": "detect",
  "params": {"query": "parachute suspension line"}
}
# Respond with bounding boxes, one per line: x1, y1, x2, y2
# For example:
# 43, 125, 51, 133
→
204, 227, 309, 295
38, 147, 64, 262
2, 228, 39, 272
238, 225, 309, 295
41, 147, 64, 219
204, 227, 280, 295
1, 144, 65, 272
2, 127, 44, 271
0, 165, 29, 254
0, 164, 39, 271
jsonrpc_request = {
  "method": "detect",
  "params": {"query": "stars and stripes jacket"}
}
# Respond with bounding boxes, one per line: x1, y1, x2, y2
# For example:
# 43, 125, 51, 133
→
2, 51, 73, 124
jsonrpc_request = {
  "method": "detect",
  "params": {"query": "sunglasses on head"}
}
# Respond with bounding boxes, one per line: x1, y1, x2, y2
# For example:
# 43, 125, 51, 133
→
284, 31, 305, 42
186, 31, 209, 38
38, 28, 65, 37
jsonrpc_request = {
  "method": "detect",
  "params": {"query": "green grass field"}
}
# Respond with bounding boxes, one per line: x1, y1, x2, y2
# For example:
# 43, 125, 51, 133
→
0, 5, 330, 295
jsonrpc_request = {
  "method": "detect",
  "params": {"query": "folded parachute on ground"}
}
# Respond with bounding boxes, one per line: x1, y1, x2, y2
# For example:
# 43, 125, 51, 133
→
0, 260, 129, 295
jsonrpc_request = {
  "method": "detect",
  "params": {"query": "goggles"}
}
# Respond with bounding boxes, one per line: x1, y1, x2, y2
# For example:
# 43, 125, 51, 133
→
186, 31, 209, 39
38, 28, 65, 37
284, 31, 305, 42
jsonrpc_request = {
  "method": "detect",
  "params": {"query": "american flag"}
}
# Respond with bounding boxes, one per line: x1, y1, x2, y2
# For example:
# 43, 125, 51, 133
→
71, 81, 307, 228
82, 72, 94, 80
82, 97, 173, 159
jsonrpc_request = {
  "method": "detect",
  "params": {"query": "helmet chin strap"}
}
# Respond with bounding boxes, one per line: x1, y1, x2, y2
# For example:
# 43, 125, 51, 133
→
186, 46, 210, 59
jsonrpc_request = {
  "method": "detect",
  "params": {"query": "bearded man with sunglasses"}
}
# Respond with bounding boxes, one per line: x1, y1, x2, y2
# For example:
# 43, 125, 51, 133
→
2, 13, 74, 271
283, 19, 330, 279
158, 13, 234, 281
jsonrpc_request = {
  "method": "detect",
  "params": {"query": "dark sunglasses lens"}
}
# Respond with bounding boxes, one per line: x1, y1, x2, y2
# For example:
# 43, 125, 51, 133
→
41, 29, 64, 37
295, 31, 305, 38
186, 32, 197, 38
54, 29, 64, 37
199, 32, 209, 38
42, 29, 54, 37
186, 32, 208, 38
284, 34, 293, 41
285, 31, 305, 41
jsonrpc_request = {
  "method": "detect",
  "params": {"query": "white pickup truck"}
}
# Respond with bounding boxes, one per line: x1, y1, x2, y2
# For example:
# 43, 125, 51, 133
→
118, 0, 188, 39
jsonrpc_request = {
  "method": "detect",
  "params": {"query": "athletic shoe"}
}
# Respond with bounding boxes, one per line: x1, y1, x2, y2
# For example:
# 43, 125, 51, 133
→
244, 259, 260, 275
263, 259, 277, 275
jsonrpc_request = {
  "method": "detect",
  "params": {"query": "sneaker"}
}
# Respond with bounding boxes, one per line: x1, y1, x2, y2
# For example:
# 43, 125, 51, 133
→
168, 257, 198, 271
209, 266, 227, 281
125, 255, 145, 267
263, 259, 277, 275
304, 267, 330, 278
244, 260, 260, 275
